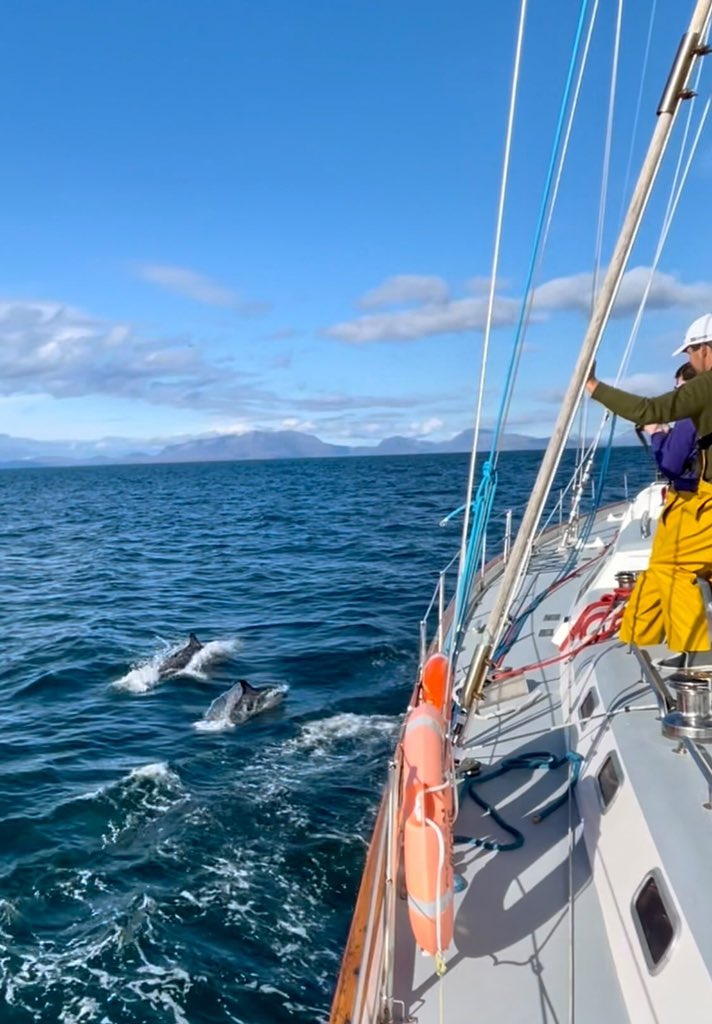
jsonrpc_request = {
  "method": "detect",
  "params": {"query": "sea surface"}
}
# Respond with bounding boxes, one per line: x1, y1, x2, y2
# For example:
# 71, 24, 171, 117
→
1, 448, 653, 1024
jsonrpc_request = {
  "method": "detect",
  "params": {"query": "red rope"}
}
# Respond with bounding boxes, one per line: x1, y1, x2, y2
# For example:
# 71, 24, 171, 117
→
495, 543, 613, 659
491, 587, 629, 683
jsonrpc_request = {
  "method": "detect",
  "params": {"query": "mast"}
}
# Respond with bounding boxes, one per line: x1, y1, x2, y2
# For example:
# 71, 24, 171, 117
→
460, 0, 712, 713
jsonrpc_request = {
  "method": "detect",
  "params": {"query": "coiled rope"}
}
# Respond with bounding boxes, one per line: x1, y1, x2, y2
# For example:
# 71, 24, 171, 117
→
455, 751, 583, 852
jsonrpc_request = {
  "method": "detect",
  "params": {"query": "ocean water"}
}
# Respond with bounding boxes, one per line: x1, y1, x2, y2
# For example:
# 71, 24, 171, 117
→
0, 448, 653, 1023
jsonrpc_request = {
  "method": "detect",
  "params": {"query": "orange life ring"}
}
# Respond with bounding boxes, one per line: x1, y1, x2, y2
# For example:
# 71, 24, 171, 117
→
421, 652, 450, 710
401, 702, 454, 956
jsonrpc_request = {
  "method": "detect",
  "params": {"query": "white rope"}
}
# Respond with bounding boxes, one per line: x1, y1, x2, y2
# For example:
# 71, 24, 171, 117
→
495, 0, 602, 467
573, 0, 624, 515
547, 0, 601, 487
457, 0, 529, 583
423, 814, 446, 961
591, 0, 624, 307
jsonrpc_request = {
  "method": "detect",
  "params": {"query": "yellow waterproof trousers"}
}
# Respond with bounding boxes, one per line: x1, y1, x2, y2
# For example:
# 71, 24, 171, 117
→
619, 480, 712, 651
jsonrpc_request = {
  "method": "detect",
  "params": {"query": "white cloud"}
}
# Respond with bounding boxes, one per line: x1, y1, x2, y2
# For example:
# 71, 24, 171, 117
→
465, 275, 510, 295
532, 266, 712, 317
0, 300, 270, 414
409, 417, 444, 436
358, 274, 449, 309
136, 263, 270, 314
280, 417, 316, 432
219, 421, 252, 435
327, 267, 712, 344
137, 264, 237, 306
326, 295, 521, 343
607, 372, 672, 393
0, 299, 441, 429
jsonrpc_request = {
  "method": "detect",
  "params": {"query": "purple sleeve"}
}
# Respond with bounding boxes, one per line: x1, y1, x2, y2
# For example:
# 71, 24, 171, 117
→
652, 419, 697, 479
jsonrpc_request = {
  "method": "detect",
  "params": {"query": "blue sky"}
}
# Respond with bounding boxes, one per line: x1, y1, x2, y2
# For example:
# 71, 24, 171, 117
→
2, 0, 712, 452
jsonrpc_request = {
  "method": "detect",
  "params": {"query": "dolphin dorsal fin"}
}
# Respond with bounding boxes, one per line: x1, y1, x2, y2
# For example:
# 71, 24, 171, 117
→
238, 679, 257, 694
189, 633, 200, 645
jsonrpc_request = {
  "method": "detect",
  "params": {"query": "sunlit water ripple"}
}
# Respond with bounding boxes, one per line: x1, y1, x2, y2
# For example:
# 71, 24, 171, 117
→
0, 450, 651, 1023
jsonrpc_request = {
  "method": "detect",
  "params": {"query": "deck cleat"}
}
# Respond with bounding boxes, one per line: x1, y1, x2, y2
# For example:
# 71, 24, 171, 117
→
662, 670, 712, 743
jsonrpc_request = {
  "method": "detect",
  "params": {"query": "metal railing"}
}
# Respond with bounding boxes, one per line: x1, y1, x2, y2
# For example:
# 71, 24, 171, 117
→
418, 508, 518, 669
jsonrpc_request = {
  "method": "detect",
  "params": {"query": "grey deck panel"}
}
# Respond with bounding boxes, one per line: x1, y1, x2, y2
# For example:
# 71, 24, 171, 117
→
393, 517, 630, 1023
579, 641, 712, 978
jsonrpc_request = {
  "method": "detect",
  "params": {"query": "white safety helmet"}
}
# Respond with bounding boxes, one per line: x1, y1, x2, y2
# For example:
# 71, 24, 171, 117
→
671, 313, 712, 356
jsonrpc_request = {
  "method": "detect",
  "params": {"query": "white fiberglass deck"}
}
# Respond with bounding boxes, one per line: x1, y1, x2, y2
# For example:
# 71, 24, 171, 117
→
391, 488, 712, 1024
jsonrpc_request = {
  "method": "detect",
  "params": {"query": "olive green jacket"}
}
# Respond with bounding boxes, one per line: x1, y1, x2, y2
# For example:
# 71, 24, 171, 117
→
592, 370, 712, 480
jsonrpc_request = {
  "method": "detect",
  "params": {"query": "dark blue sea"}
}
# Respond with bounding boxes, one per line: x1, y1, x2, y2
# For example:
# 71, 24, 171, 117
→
0, 449, 652, 1023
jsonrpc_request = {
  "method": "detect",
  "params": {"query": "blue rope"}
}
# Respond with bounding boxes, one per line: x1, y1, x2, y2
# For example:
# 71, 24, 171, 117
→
454, 751, 583, 852
492, 417, 617, 662
487, 0, 591, 463
454, 461, 497, 639
454, 0, 591, 636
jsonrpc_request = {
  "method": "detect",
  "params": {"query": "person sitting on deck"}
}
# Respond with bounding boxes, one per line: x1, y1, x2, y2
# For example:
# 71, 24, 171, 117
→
586, 314, 712, 657
615, 362, 698, 657
644, 361, 697, 492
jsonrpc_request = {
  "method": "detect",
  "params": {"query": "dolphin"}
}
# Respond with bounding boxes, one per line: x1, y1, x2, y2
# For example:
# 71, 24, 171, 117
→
158, 633, 203, 678
202, 679, 285, 726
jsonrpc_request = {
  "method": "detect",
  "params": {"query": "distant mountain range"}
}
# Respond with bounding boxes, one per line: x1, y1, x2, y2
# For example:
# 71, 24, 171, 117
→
0, 427, 639, 469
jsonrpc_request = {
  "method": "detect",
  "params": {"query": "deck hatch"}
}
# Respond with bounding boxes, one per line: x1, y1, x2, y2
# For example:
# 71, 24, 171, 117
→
597, 751, 623, 810
579, 688, 598, 721
538, 628, 555, 637
632, 871, 678, 973
543, 613, 561, 621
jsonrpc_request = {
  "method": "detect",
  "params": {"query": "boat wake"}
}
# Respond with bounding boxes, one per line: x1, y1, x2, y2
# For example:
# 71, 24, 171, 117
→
0, 890, 194, 1024
287, 712, 400, 758
0, 715, 397, 1023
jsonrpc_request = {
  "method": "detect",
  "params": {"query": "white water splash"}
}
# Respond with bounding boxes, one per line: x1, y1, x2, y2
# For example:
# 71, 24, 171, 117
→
127, 761, 180, 784
3, 914, 194, 1024
288, 712, 400, 757
112, 637, 241, 693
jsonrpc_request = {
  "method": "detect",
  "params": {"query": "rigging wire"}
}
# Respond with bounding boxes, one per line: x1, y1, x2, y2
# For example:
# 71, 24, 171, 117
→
442, 0, 601, 555
499, 94, 712, 662
452, 0, 593, 644
574, 0, 624, 531
567, 13, 712, 535
487, 0, 594, 467
565, 89, 712, 542
450, 0, 528, 655
456, 0, 529, 594
618, 0, 659, 229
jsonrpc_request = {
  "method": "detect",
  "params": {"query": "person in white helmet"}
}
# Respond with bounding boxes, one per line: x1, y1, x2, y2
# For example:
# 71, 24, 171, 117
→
586, 314, 712, 656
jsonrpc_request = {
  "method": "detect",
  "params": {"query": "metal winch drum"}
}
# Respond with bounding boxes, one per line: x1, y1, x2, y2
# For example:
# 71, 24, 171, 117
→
662, 671, 712, 743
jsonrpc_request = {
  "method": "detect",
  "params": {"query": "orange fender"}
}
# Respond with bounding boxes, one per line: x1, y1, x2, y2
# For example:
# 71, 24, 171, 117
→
401, 703, 454, 955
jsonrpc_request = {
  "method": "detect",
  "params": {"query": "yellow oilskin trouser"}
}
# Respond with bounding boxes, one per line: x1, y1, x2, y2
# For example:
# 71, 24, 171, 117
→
619, 479, 712, 652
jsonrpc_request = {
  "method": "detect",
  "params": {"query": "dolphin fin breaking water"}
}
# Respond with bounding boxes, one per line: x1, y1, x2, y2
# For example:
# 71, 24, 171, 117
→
158, 633, 204, 678
201, 679, 286, 726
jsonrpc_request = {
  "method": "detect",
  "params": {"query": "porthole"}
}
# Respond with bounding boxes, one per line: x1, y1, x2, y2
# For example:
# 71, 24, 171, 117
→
632, 871, 678, 973
578, 688, 598, 722
597, 752, 623, 811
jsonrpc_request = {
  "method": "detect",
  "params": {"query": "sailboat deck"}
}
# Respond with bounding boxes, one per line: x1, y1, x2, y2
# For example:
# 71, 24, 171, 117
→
392, 499, 712, 1023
